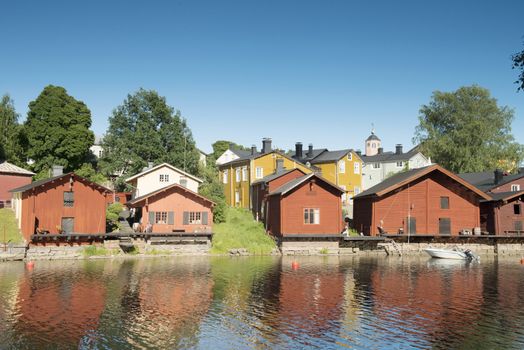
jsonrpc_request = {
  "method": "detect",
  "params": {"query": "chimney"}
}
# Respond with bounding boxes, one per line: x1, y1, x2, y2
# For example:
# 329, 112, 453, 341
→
251, 144, 257, 155
295, 142, 303, 159
307, 144, 314, 157
229, 143, 235, 150
52, 165, 63, 177
377, 147, 383, 155
276, 158, 285, 173
395, 144, 403, 155
262, 138, 272, 154
148, 162, 154, 169
494, 169, 504, 185
356, 150, 362, 156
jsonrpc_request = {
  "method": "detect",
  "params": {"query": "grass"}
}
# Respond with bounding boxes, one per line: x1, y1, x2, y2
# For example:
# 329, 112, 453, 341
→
82, 245, 115, 257
0, 208, 24, 244
319, 248, 329, 254
211, 207, 277, 255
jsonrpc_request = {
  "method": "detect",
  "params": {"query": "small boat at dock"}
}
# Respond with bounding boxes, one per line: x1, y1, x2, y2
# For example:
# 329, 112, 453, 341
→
424, 247, 479, 261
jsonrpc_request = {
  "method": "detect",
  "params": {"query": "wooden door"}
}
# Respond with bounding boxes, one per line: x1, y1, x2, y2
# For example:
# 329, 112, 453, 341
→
61, 217, 74, 234
439, 218, 451, 234
406, 217, 416, 234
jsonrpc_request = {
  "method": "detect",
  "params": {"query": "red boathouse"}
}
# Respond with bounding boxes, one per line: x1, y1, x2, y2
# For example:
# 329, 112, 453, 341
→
0, 161, 34, 208
10, 173, 111, 241
353, 165, 491, 236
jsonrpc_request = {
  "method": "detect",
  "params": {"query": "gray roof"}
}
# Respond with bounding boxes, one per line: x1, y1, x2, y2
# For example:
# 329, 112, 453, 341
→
269, 173, 344, 196
361, 147, 419, 163
0, 161, 35, 176
127, 182, 214, 206
252, 168, 304, 185
219, 150, 260, 166
458, 170, 524, 192
366, 133, 381, 141
484, 191, 524, 202
310, 149, 352, 164
231, 149, 252, 157
9, 173, 111, 193
355, 166, 433, 198
290, 148, 328, 163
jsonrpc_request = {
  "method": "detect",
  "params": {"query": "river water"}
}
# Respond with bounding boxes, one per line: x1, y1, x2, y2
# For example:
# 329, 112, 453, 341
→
0, 255, 523, 349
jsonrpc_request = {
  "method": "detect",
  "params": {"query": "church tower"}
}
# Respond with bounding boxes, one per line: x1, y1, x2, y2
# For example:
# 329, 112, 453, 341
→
365, 127, 381, 156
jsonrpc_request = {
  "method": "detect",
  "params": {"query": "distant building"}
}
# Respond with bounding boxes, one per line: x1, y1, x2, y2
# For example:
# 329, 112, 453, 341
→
197, 148, 208, 167
125, 163, 203, 198
90, 135, 103, 158
215, 144, 252, 165
360, 130, 431, 190
0, 161, 34, 208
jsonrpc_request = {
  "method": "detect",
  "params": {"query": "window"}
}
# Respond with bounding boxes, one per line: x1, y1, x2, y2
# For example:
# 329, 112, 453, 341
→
338, 160, 345, 173
373, 163, 380, 169
189, 212, 202, 224
63, 191, 74, 207
514, 204, 521, 215
304, 208, 320, 224
347, 153, 352, 161
155, 211, 168, 224
354, 187, 361, 196
440, 197, 449, 209
235, 168, 241, 182
256, 167, 264, 179
223, 170, 228, 184
372, 143, 376, 149
159, 174, 170, 182
340, 185, 347, 202
511, 184, 521, 192
396, 161, 403, 168
242, 167, 248, 181
235, 191, 240, 204
354, 162, 360, 174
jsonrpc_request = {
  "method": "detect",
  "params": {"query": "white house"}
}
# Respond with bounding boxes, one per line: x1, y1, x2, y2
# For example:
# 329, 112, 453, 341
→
125, 163, 203, 198
197, 148, 208, 167
90, 135, 103, 158
215, 144, 252, 165
360, 131, 431, 190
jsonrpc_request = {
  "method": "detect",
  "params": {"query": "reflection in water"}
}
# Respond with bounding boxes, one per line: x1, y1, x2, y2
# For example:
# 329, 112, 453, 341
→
0, 256, 523, 349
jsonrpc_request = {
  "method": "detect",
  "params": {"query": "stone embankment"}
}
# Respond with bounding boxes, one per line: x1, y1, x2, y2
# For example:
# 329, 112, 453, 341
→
380, 242, 524, 256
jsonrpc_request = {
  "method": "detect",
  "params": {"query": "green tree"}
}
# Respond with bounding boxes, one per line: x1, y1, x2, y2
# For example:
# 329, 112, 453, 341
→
210, 140, 248, 162
199, 163, 227, 223
414, 85, 523, 173
0, 94, 26, 164
24, 85, 94, 173
512, 42, 524, 91
100, 89, 200, 187
75, 163, 108, 185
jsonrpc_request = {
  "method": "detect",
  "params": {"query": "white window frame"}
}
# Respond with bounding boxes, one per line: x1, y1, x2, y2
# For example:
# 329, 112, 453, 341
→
235, 190, 240, 204
354, 162, 360, 174
339, 160, 345, 174
155, 211, 168, 224
188, 212, 202, 225
256, 167, 264, 179
242, 166, 248, 181
511, 184, 521, 192
304, 208, 320, 225
223, 170, 228, 184
373, 163, 381, 169
159, 174, 170, 182
396, 161, 403, 168
235, 168, 241, 182
347, 153, 352, 161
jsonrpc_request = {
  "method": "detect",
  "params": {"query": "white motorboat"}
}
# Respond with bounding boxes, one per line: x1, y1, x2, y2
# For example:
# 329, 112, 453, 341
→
424, 247, 479, 261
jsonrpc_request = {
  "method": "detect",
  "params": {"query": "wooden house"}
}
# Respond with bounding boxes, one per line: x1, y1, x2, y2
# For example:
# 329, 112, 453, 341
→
9, 173, 110, 241
353, 165, 490, 236
265, 173, 344, 237
106, 192, 132, 205
125, 162, 203, 198
0, 161, 34, 208
126, 183, 214, 233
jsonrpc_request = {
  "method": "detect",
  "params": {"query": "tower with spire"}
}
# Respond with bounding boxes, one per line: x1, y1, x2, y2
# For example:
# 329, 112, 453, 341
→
365, 125, 381, 156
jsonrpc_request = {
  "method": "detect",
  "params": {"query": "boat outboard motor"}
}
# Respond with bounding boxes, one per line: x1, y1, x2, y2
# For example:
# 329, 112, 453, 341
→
464, 249, 480, 261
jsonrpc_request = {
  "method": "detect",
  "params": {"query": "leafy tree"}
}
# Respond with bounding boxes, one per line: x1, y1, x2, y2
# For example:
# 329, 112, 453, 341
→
199, 163, 227, 223
24, 85, 94, 173
0, 94, 26, 164
414, 85, 523, 173
75, 163, 108, 185
100, 89, 200, 187
211, 140, 248, 162
512, 43, 524, 91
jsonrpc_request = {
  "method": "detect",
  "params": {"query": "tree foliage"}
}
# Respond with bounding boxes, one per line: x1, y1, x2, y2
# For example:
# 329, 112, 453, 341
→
512, 42, 524, 91
24, 85, 94, 173
199, 162, 227, 223
210, 140, 248, 162
0, 94, 26, 164
75, 163, 108, 185
414, 85, 523, 173
100, 89, 200, 186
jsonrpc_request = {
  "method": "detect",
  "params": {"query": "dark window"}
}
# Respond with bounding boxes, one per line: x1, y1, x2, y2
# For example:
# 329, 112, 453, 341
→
515, 221, 523, 232
63, 191, 74, 207
439, 218, 451, 234
440, 197, 449, 209
514, 204, 521, 215
61, 217, 74, 233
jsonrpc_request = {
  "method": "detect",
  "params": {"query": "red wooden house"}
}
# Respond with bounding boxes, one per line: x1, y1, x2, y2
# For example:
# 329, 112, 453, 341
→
265, 173, 344, 237
10, 173, 110, 241
106, 192, 132, 205
353, 165, 490, 236
0, 161, 34, 208
126, 183, 214, 233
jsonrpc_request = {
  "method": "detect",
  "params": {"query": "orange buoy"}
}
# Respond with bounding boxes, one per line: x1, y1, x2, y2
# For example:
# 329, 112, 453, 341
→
291, 261, 299, 270
26, 261, 35, 270
520, 258, 524, 265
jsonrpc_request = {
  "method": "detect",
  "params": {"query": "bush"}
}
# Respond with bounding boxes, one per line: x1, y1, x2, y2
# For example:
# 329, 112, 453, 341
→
106, 202, 123, 232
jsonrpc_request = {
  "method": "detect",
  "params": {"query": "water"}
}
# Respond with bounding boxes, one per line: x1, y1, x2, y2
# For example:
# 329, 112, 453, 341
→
0, 256, 523, 349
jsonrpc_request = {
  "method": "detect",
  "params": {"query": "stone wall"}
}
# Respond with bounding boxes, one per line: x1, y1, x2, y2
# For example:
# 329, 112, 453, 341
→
378, 242, 524, 256
26, 245, 85, 260
0, 244, 27, 261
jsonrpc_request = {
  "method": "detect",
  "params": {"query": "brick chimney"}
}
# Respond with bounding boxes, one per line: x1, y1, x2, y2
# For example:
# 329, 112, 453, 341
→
395, 144, 403, 155
307, 144, 314, 157
52, 165, 64, 177
262, 138, 272, 154
295, 142, 303, 159
378, 147, 383, 155
494, 169, 504, 185
251, 144, 257, 155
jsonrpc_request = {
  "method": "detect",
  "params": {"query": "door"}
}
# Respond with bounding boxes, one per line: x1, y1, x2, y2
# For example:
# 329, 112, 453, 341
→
439, 218, 451, 235
61, 217, 74, 234
406, 217, 416, 234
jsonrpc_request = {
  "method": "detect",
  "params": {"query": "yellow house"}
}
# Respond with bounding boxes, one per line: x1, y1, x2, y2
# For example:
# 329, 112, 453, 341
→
218, 138, 311, 208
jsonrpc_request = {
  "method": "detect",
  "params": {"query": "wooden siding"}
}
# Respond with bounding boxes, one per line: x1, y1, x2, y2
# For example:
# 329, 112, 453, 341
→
267, 195, 281, 236
355, 172, 481, 236
140, 186, 213, 233
277, 179, 342, 235
481, 198, 524, 234
353, 197, 373, 234
19, 176, 107, 241
0, 174, 32, 204
490, 176, 524, 193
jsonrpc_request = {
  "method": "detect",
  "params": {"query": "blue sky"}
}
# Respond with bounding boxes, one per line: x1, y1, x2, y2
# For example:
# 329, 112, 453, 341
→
1, 0, 523, 153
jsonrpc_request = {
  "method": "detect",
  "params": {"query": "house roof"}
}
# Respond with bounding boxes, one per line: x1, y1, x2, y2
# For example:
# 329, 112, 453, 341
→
269, 173, 345, 196
483, 191, 524, 202
289, 148, 328, 163
360, 147, 421, 163
9, 173, 111, 193
310, 149, 354, 164
126, 183, 215, 207
366, 132, 381, 141
125, 163, 203, 184
0, 161, 35, 176
251, 168, 306, 185
458, 170, 524, 192
219, 149, 303, 168
355, 164, 491, 200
